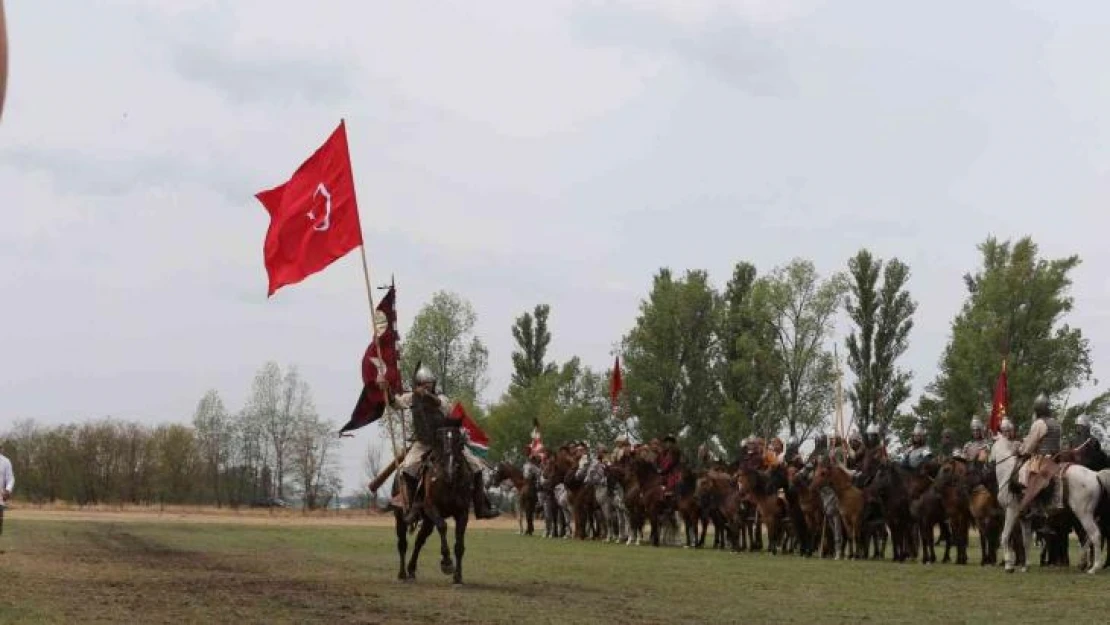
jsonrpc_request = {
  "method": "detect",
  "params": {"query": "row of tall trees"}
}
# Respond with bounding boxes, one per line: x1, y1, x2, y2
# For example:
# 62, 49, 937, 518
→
1, 362, 342, 509
409, 236, 1106, 460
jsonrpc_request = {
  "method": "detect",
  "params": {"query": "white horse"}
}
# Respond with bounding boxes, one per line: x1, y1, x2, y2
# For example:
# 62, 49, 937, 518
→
992, 438, 1032, 572
994, 437, 1108, 574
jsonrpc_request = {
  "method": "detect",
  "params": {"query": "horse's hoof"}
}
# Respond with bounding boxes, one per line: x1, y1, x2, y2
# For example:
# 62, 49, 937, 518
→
440, 563, 455, 576
1020, 566, 1029, 573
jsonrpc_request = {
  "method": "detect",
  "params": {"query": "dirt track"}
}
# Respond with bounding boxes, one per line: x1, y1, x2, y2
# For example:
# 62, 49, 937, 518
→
8, 505, 521, 530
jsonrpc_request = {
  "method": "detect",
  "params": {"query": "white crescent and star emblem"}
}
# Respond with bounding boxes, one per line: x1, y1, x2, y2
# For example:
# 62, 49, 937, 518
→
306, 182, 332, 231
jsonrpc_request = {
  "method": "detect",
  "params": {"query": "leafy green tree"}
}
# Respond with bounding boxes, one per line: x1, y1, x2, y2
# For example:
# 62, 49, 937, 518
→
621, 269, 721, 455
914, 236, 1105, 443
719, 262, 783, 449
400, 290, 489, 401
845, 250, 916, 434
763, 259, 847, 439
510, 304, 556, 389
482, 358, 610, 461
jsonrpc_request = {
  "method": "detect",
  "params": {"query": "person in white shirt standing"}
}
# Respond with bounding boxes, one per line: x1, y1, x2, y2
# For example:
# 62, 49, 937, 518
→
0, 450, 13, 542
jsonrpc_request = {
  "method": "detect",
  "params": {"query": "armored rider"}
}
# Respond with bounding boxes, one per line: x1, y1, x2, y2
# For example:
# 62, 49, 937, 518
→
522, 445, 542, 486
938, 428, 958, 461
901, 423, 933, 471
1018, 393, 1063, 511
961, 418, 991, 464
612, 433, 633, 463
658, 435, 682, 495
391, 365, 501, 522
1069, 414, 1101, 455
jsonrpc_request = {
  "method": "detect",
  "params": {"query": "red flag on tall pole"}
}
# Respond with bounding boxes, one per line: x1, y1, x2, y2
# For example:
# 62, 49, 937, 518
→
610, 355, 623, 415
255, 120, 363, 296
989, 359, 1008, 434
340, 282, 402, 434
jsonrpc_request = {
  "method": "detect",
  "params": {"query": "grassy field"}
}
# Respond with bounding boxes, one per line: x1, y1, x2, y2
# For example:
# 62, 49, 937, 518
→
0, 513, 1105, 625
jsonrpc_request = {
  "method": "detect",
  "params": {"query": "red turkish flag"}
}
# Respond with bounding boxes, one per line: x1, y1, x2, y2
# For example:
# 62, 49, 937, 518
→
255, 120, 363, 296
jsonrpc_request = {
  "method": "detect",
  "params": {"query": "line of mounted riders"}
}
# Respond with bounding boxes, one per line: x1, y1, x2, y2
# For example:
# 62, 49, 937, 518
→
490, 394, 1110, 573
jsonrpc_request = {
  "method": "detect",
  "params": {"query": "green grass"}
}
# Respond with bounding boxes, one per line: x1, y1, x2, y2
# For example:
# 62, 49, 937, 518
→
0, 519, 1104, 624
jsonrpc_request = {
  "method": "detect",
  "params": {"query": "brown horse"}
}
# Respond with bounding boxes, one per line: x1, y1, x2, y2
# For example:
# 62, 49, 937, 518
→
868, 460, 914, 562
934, 458, 972, 565
628, 446, 671, 547
491, 461, 538, 536
394, 427, 472, 584
789, 469, 824, 557
695, 469, 745, 552
812, 463, 866, 559
738, 466, 787, 554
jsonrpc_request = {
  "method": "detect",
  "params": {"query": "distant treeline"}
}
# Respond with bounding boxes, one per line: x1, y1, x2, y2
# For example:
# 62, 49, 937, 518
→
1, 362, 343, 509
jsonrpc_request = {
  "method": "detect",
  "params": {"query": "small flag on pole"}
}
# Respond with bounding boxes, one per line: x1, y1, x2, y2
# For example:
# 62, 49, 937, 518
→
451, 402, 489, 458
340, 283, 402, 434
610, 355, 623, 416
989, 359, 1008, 434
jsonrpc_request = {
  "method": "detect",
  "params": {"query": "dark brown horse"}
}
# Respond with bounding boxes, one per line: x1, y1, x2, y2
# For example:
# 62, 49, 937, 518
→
628, 446, 671, 546
393, 427, 472, 584
934, 458, 972, 565
868, 461, 914, 562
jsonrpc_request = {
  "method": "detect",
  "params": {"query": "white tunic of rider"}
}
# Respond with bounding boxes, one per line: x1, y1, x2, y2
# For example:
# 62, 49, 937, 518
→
1020, 419, 1050, 457
391, 391, 485, 477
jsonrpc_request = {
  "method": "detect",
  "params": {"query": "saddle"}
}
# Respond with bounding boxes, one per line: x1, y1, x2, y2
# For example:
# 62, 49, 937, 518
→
1019, 456, 1069, 512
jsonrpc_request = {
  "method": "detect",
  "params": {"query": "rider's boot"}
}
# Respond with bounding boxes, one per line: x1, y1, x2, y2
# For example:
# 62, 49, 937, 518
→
402, 472, 423, 524
473, 472, 501, 520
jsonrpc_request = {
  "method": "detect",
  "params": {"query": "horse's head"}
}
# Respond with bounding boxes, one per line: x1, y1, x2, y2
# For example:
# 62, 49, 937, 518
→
435, 426, 467, 485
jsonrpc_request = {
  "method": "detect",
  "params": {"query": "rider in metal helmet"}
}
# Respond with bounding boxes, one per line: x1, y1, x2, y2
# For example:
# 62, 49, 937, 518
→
1076, 414, 1091, 438
1069, 414, 1100, 454
939, 427, 957, 459
1032, 393, 1051, 416
392, 364, 500, 521
903, 423, 931, 470
1000, 418, 1015, 439
962, 417, 991, 463
413, 364, 437, 392
865, 423, 881, 447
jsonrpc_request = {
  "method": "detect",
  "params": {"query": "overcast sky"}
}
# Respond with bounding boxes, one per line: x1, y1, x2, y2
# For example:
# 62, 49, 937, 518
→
3, 1, 1109, 494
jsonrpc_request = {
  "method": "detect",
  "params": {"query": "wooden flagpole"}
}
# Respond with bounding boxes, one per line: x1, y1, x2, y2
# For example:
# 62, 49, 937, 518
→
344, 118, 407, 507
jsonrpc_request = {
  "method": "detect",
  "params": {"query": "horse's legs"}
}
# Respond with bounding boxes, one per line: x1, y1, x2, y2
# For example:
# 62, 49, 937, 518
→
1075, 512, 1103, 574
1019, 516, 1033, 573
1000, 505, 1018, 571
452, 513, 468, 584
407, 520, 435, 580
395, 515, 409, 580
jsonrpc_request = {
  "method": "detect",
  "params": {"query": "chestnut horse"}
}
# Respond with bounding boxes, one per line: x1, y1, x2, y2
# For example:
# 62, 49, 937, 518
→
812, 463, 866, 559
491, 461, 538, 536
